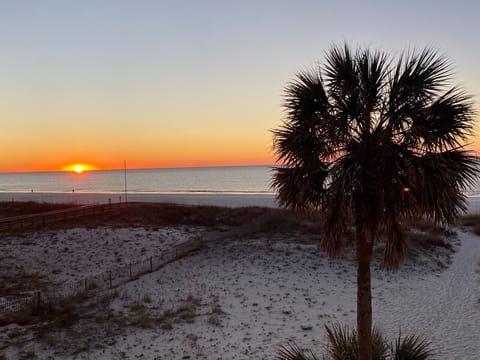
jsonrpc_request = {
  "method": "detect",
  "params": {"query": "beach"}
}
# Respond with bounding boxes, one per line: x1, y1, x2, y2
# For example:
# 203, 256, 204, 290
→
0, 192, 278, 209
0, 199, 479, 359
2, 1, 479, 358
3, 191, 480, 213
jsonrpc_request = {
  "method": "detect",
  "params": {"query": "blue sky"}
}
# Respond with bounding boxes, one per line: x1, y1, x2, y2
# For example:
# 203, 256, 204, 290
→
0, 1, 479, 171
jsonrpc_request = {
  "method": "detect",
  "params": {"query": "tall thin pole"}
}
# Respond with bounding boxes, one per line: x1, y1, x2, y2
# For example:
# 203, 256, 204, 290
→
124, 160, 127, 204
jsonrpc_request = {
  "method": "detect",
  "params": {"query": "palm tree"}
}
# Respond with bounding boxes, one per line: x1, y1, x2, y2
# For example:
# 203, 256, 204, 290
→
272, 45, 477, 360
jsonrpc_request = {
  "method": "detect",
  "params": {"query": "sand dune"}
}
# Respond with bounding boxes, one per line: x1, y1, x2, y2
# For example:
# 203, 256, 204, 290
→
1, 220, 479, 359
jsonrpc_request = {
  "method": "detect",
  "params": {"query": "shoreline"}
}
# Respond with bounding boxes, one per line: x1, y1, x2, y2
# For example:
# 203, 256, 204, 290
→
0, 192, 278, 208
2, 192, 480, 213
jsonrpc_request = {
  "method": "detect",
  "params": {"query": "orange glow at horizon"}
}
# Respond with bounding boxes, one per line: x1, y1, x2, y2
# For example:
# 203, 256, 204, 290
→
63, 163, 95, 174
0, 113, 279, 173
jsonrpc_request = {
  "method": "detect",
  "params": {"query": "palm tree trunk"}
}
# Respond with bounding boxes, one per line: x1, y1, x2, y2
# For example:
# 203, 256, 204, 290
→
356, 230, 373, 360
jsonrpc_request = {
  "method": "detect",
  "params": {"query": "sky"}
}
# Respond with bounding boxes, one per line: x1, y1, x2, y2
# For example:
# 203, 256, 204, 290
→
0, 0, 479, 172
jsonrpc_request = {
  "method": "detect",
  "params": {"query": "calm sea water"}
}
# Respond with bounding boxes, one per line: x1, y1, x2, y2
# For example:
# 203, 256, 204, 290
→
1, 165, 479, 197
0, 166, 274, 195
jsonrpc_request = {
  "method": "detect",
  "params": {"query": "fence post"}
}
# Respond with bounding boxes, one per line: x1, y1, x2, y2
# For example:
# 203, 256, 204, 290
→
150, 257, 153, 272
36, 291, 41, 309
109, 271, 112, 289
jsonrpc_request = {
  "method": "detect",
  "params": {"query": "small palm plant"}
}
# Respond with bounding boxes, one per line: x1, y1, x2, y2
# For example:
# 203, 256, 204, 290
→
274, 324, 434, 360
391, 333, 433, 360
276, 343, 320, 360
324, 323, 389, 360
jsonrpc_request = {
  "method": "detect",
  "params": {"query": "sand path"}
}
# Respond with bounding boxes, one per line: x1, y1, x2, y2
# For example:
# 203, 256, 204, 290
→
75, 231, 480, 359
375, 230, 480, 358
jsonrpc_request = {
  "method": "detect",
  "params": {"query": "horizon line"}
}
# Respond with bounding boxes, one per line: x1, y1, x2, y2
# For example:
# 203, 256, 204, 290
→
0, 163, 277, 175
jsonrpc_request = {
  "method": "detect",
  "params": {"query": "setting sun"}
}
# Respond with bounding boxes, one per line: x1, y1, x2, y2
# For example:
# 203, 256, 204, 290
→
63, 163, 95, 174
74, 165, 84, 174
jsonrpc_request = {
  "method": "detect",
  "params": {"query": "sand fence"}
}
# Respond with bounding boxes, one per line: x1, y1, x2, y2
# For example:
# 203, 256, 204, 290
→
0, 237, 201, 316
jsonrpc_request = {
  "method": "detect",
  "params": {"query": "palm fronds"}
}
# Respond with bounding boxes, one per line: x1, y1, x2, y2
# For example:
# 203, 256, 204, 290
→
324, 323, 389, 360
272, 43, 477, 265
272, 44, 476, 360
275, 343, 320, 360
391, 333, 433, 360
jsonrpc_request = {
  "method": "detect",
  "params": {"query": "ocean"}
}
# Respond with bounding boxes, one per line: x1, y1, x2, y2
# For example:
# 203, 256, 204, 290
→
0, 166, 275, 195
1, 165, 479, 197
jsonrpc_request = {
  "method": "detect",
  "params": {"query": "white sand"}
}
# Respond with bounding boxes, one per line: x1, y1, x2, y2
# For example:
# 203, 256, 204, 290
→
1, 223, 479, 359
374, 230, 480, 358
1, 193, 479, 359
85, 231, 479, 360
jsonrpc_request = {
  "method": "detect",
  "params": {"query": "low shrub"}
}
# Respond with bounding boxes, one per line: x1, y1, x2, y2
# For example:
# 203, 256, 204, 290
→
391, 333, 433, 360
275, 323, 434, 360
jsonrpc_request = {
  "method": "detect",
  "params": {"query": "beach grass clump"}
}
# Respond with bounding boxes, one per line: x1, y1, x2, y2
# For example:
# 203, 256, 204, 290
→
207, 295, 224, 326
0, 289, 132, 354
407, 230, 452, 250
0, 266, 49, 298
0, 287, 119, 331
175, 294, 200, 323
209, 295, 223, 315
98, 290, 118, 307
128, 300, 146, 313
0, 292, 84, 328
125, 293, 204, 330
153, 293, 224, 330
127, 298, 159, 328
459, 214, 480, 236
0, 201, 79, 218
131, 310, 155, 329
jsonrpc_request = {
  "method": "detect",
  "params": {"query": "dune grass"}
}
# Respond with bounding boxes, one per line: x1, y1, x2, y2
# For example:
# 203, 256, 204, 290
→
0, 201, 79, 219
0, 201, 321, 236
459, 214, 480, 236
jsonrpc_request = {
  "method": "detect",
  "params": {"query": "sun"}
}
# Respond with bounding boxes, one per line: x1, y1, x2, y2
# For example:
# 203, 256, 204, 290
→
74, 165, 84, 174
64, 163, 95, 174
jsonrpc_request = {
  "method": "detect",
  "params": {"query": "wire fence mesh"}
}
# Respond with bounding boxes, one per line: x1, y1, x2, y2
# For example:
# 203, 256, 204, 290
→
0, 238, 201, 317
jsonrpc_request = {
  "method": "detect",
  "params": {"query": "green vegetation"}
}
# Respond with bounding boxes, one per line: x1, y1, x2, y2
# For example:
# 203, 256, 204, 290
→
125, 293, 222, 330
0, 288, 224, 356
0, 201, 79, 218
459, 214, 480, 236
0, 266, 49, 297
275, 323, 433, 360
